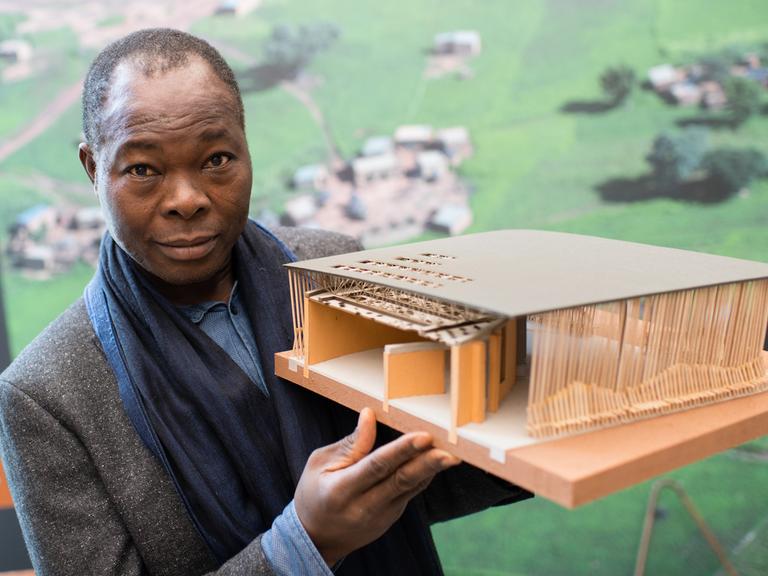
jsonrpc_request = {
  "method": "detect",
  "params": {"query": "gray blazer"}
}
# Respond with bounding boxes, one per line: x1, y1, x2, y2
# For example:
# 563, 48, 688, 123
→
0, 227, 525, 575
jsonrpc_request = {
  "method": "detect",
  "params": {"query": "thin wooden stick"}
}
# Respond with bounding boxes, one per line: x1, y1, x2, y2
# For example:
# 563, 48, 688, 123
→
528, 280, 768, 438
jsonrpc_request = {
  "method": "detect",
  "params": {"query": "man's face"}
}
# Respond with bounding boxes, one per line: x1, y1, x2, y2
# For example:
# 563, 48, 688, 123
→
80, 57, 252, 298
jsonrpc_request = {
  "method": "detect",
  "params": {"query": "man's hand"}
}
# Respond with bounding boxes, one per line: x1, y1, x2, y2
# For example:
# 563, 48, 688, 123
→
294, 407, 461, 565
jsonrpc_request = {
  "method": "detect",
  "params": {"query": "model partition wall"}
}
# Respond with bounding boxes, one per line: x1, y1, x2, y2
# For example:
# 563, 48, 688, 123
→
288, 265, 768, 441
526, 279, 768, 437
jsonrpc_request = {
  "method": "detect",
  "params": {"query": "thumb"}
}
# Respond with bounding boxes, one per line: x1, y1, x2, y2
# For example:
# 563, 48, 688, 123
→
324, 407, 377, 472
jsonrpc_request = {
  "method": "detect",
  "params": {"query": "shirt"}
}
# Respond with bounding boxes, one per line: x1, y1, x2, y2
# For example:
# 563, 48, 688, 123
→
178, 283, 334, 576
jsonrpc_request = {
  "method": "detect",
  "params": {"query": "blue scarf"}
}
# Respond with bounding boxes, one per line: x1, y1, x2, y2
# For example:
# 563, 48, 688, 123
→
85, 221, 443, 574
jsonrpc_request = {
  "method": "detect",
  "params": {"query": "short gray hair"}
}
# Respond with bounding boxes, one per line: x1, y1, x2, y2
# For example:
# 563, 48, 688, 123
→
82, 28, 244, 149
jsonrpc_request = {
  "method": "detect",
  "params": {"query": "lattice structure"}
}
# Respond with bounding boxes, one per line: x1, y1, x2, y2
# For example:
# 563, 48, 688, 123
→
287, 268, 498, 352
527, 280, 768, 437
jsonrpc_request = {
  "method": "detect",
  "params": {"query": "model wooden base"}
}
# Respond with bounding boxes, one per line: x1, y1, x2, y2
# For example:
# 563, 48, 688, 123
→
276, 350, 768, 508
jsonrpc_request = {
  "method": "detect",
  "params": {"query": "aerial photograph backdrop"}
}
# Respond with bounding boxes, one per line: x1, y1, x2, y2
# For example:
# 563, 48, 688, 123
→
0, 0, 767, 574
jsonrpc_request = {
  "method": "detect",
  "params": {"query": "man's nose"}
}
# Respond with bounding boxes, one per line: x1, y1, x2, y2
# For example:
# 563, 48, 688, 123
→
161, 174, 211, 219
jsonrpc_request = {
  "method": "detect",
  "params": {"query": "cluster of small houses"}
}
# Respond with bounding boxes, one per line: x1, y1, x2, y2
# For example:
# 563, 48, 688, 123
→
281, 124, 475, 239
276, 29, 482, 242
6, 205, 105, 277
647, 52, 768, 109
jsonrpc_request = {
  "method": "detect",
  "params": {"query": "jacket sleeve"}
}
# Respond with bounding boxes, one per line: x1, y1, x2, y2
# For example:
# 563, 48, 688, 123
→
0, 380, 275, 576
420, 463, 533, 525
0, 379, 148, 575
271, 226, 362, 261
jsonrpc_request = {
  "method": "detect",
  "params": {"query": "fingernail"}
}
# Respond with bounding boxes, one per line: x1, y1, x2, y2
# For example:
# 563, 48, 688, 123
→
356, 408, 368, 430
440, 454, 461, 467
411, 434, 431, 450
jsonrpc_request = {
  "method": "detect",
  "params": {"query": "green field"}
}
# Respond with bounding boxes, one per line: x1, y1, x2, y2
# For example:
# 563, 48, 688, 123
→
0, 24, 85, 143
1, 0, 768, 574
2, 262, 93, 357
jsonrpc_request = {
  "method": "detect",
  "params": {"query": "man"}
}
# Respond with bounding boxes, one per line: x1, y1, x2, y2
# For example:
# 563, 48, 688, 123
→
0, 29, 528, 575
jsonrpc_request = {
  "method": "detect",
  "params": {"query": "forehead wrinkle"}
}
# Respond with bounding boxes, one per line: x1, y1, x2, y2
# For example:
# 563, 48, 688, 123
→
116, 139, 161, 155
199, 127, 235, 142
104, 104, 240, 151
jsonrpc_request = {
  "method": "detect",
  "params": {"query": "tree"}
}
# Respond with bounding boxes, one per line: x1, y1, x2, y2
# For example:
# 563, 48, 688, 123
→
646, 128, 709, 193
700, 55, 732, 84
261, 22, 340, 80
240, 22, 341, 91
723, 77, 762, 127
600, 65, 635, 106
703, 148, 767, 197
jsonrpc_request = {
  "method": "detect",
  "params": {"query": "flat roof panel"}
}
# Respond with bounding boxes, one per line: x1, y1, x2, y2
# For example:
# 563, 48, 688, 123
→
286, 230, 768, 317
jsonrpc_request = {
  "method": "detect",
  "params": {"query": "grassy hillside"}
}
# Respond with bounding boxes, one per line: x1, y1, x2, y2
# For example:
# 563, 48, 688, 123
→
0, 25, 85, 143
2, 262, 93, 357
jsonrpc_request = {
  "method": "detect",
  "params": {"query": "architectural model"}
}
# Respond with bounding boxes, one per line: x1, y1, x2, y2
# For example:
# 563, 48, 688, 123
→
276, 230, 768, 506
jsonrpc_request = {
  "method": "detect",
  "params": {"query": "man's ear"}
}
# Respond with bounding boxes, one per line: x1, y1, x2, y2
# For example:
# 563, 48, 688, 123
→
78, 143, 98, 187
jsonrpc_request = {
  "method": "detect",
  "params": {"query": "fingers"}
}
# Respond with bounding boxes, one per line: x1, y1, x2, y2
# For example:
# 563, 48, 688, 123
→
371, 447, 461, 503
346, 429, 462, 498
323, 407, 377, 473
315, 407, 462, 501
347, 448, 461, 528
294, 412, 463, 566
338, 429, 434, 493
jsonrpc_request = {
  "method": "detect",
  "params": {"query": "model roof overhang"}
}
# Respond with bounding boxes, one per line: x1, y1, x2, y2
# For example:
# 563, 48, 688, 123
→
285, 230, 768, 318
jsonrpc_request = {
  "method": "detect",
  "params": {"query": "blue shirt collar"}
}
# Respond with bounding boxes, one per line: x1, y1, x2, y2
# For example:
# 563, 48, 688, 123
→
177, 281, 240, 324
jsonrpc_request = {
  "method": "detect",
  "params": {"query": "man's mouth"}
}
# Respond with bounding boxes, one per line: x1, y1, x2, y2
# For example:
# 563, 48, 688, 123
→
155, 235, 219, 260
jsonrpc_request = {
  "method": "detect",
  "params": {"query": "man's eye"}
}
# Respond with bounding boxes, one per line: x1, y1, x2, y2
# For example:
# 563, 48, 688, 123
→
127, 165, 158, 177
204, 153, 233, 169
